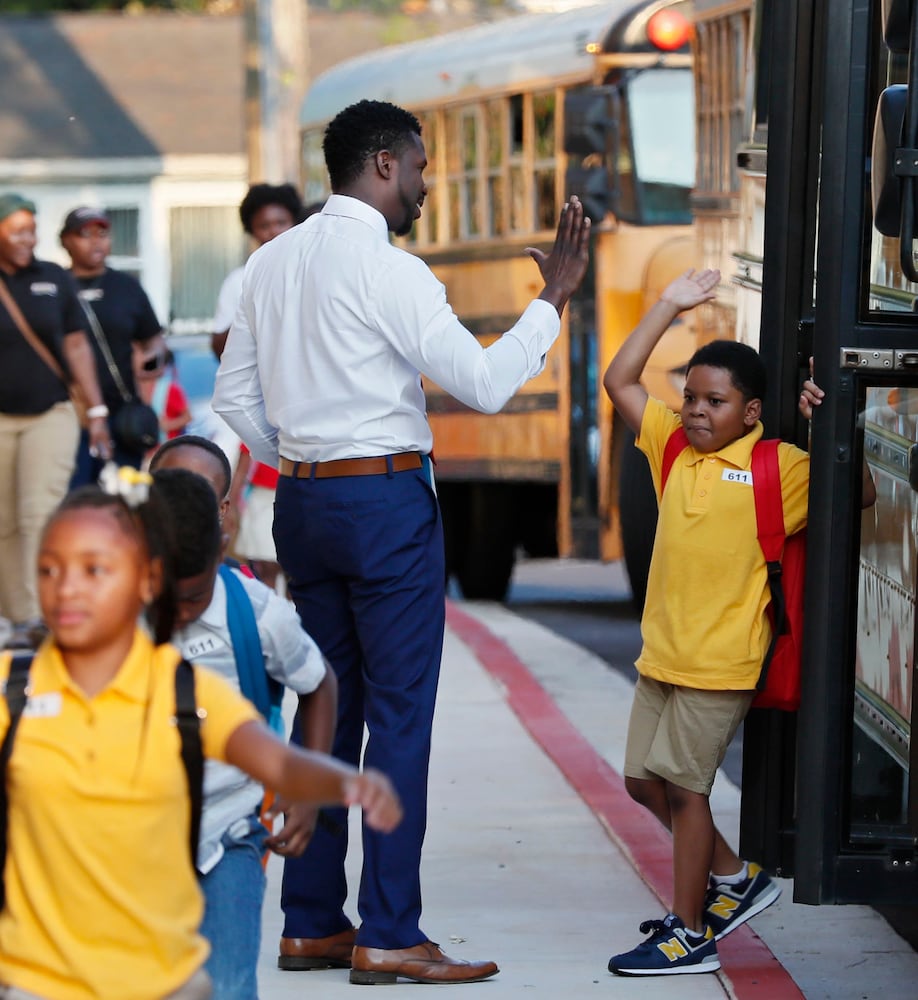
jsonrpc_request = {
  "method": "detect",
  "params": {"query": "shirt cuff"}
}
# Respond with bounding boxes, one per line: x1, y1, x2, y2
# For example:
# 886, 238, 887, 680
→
504, 298, 561, 375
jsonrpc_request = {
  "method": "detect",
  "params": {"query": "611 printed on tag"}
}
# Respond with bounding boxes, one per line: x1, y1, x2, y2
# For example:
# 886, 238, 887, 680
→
722, 469, 753, 485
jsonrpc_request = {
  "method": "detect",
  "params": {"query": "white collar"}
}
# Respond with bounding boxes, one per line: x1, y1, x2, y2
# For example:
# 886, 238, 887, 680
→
322, 193, 390, 240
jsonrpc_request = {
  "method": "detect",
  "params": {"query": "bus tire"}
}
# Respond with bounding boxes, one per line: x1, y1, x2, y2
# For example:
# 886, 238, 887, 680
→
517, 484, 558, 559
438, 483, 468, 593
619, 427, 658, 615
455, 484, 516, 601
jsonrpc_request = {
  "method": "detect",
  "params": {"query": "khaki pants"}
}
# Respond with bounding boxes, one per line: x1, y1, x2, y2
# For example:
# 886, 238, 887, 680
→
0, 967, 212, 1000
0, 403, 79, 623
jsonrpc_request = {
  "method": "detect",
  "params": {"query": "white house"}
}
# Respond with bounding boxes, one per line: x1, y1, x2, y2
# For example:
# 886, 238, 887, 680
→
0, 11, 250, 332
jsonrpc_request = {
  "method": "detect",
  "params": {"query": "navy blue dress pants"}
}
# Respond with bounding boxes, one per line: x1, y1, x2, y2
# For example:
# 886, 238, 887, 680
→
274, 460, 445, 950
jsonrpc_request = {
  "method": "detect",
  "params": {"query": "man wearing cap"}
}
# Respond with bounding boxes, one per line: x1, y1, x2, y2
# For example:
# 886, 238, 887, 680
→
60, 206, 166, 485
0, 193, 111, 649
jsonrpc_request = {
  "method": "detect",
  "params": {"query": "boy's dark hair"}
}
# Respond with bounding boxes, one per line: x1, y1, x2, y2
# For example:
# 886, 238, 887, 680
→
150, 468, 223, 580
51, 484, 177, 645
239, 183, 306, 233
149, 435, 232, 500
686, 339, 767, 402
323, 100, 422, 191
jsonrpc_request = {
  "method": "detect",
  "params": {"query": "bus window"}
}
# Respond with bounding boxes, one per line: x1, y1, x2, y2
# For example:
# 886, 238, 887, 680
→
852, 386, 915, 833
464, 110, 482, 238
444, 105, 484, 240
509, 93, 526, 232
422, 112, 439, 247
626, 68, 695, 224
486, 100, 506, 237
533, 90, 557, 231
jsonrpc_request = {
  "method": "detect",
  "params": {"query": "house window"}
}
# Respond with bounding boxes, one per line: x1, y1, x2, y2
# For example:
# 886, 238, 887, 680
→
169, 206, 247, 334
105, 207, 139, 257
100, 206, 141, 279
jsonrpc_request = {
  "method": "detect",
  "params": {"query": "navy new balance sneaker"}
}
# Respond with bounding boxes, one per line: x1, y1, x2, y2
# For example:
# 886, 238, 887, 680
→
608, 913, 720, 977
704, 861, 782, 940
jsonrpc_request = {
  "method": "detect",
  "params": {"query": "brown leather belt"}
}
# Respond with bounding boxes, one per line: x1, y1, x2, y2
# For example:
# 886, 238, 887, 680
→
278, 453, 423, 479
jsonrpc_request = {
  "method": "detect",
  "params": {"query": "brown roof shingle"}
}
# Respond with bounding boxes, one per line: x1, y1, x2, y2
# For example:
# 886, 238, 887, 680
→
0, 12, 244, 160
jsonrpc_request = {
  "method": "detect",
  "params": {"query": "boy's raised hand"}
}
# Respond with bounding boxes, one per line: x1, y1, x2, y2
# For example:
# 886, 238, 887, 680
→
660, 268, 721, 312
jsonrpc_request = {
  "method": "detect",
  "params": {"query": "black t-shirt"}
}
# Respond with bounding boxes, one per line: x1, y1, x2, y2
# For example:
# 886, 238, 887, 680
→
0, 259, 86, 415
73, 268, 162, 412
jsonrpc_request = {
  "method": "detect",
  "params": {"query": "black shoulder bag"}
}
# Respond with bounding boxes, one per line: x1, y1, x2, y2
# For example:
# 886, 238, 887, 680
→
77, 294, 160, 454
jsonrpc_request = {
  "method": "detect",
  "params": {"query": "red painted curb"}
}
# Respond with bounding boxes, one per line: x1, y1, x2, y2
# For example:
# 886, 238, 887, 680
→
446, 600, 804, 1000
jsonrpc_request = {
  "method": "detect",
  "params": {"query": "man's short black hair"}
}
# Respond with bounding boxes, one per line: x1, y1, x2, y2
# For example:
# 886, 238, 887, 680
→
151, 468, 223, 579
239, 183, 306, 233
323, 100, 422, 191
686, 339, 767, 402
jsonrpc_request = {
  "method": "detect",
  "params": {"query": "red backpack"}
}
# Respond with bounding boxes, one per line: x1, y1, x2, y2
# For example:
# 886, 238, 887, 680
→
660, 428, 805, 711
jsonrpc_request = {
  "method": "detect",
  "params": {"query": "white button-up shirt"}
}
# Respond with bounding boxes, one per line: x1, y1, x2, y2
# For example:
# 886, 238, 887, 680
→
212, 194, 561, 466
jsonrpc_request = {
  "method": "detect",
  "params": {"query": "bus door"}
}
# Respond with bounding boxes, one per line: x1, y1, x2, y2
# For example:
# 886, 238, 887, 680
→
746, 0, 918, 905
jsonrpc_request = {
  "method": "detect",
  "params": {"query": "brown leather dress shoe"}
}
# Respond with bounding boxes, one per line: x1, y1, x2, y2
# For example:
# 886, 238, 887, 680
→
350, 941, 499, 985
278, 926, 357, 970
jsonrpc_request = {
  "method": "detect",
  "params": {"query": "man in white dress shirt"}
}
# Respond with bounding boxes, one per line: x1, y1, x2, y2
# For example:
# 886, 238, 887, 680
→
213, 98, 589, 985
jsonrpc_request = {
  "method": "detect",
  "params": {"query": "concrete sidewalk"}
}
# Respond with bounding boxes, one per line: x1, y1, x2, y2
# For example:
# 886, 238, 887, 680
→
254, 590, 918, 999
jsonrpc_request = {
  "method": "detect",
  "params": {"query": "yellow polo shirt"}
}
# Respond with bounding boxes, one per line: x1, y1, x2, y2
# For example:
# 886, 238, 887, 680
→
636, 398, 809, 690
0, 629, 260, 1000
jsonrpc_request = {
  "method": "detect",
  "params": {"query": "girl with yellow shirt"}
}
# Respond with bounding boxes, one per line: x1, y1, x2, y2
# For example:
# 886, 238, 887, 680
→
0, 468, 401, 1000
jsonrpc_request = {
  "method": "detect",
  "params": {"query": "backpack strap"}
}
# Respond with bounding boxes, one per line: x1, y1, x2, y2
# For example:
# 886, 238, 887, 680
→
751, 439, 787, 690
660, 426, 690, 494
174, 658, 204, 868
0, 653, 34, 910
219, 563, 284, 734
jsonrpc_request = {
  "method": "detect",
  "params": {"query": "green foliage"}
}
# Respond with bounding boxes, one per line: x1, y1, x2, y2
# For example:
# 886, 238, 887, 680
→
0, 1, 219, 10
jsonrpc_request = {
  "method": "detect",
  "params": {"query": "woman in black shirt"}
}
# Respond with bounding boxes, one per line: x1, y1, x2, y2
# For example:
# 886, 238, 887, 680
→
0, 193, 111, 649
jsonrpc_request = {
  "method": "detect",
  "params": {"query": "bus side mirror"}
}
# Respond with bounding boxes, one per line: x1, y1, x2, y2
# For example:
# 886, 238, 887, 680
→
563, 88, 615, 223
871, 0, 918, 280
563, 87, 614, 157
872, 85, 909, 236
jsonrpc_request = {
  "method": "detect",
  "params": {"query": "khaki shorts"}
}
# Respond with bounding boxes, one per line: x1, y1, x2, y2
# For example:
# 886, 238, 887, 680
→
623, 675, 755, 794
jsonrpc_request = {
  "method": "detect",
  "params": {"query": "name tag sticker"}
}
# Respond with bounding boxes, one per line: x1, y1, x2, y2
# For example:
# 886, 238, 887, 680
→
23, 692, 63, 718
183, 634, 229, 659
723, 469, 753, 485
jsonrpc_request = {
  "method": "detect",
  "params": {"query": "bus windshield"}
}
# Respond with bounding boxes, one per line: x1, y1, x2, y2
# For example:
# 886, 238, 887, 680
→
627, 68, 694, 223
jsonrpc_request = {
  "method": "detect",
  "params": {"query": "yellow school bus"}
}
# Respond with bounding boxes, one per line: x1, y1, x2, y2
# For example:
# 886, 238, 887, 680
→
300, 0, 696, 598
692, 0, 918, 904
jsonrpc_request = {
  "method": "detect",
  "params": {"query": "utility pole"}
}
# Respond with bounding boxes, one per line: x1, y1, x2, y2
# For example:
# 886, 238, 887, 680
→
243, 0, 310, 185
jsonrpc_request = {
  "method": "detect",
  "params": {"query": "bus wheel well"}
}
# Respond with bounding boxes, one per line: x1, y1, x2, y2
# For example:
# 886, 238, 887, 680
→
439, 481, 553, 601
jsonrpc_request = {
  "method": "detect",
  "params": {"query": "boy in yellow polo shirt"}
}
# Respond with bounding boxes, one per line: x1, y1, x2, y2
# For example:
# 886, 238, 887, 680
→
601, 268, 809, 976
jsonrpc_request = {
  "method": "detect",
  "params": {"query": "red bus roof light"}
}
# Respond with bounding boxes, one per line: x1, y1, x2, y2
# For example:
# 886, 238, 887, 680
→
646, 9, 692, 52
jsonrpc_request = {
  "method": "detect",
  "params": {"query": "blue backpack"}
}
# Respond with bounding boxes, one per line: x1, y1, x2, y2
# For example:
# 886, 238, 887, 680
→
218, 564, 285, 734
